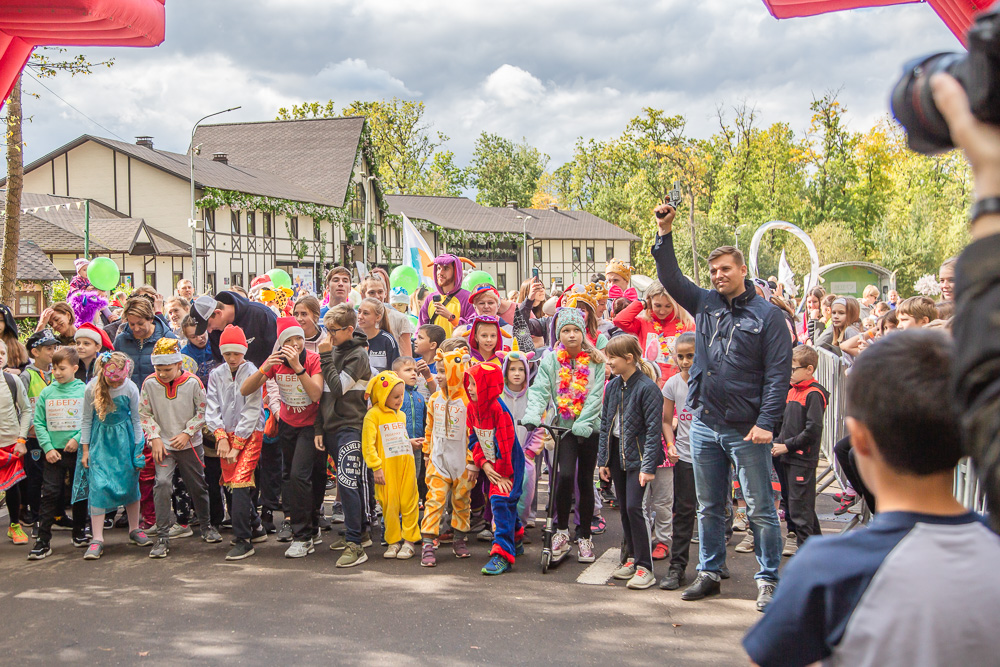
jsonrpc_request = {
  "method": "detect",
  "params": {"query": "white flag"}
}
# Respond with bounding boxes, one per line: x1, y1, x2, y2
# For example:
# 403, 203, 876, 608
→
778, 249, 797, 296
401, 213, 436, 289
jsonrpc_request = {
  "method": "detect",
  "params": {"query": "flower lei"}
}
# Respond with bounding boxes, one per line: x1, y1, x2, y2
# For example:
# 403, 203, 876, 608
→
555, 344, 591, 420
651, 319, 674, 362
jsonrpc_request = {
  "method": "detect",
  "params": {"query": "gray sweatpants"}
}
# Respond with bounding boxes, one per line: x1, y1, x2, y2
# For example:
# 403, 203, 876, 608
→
154, 445, 212, 535
643, 467, 674, 548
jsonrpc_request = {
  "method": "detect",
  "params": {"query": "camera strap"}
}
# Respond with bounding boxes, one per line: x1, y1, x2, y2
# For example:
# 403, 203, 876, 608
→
970, 197, 1000, 226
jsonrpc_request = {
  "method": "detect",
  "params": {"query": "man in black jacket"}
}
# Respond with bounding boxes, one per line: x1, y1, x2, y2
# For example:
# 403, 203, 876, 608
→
189, 291, 277, 368
652, 203, 791, 612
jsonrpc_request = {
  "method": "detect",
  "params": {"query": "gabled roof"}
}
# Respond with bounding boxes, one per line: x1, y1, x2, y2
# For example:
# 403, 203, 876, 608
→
5, 191, 200, 257
490, 206, 639, 242
194, 117, 367, 209
385, 194, 523, 234
17, 240, 63, 282
12, 135, 335, 207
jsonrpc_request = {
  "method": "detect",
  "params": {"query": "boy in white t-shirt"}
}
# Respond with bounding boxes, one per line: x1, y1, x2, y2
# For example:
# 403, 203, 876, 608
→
659, 332, 696, 591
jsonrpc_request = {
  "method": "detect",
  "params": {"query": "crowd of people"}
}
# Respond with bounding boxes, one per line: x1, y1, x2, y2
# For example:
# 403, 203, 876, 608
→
0, 149, 996, 663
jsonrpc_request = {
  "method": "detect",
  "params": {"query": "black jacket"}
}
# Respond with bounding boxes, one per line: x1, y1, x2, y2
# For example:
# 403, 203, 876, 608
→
597, 370, 664, 474
316, 331, 371, 435
653, 232, 792, 435
777, 380, 828, 464
209, 291, 277, 368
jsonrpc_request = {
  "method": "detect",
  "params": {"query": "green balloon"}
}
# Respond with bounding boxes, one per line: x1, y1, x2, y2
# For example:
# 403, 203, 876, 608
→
267, 268, 292, 290
462, 270, 495, 292
87, 257, 120, 291
390, 265, 420, 294
407, 313, 419, 328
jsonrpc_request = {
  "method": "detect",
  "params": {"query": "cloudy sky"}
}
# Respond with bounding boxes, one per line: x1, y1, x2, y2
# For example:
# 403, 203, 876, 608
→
14, 0, 960, 176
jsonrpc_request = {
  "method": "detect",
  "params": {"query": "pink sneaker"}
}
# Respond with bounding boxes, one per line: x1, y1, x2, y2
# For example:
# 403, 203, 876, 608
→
551, 530, 571, 561
420, 542, 437, 567
452, 537, 470, 559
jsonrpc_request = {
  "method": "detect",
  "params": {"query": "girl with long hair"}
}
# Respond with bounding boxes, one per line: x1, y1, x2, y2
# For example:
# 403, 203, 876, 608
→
613, 280, 694, 384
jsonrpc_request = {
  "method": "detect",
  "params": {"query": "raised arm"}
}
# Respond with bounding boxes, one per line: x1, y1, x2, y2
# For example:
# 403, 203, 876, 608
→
650, 205, 708, 317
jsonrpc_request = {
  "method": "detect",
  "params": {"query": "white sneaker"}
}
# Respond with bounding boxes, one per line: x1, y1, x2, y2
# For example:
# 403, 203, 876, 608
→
613, 558, 637, 580
284, 539, 314, 558
551, 530, 571, 561
167, 524, 193, 539
627, 566, 656, 589
577, 537, 595, 563
735, 533, 755, 553
383, 542, 401, 559
733, 511, 749, 532
782, 533, 798, 557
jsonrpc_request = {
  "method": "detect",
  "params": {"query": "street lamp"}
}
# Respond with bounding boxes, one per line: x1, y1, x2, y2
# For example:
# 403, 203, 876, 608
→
516, 212, 533, 280
189, 106, 240, 294
362, 174, 378, 268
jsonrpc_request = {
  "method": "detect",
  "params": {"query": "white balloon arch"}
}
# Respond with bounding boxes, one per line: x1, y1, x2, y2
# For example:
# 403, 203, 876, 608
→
747, 220, 820, 311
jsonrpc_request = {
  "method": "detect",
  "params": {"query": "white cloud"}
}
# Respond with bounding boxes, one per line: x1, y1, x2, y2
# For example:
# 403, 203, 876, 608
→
482, 65, 545, 106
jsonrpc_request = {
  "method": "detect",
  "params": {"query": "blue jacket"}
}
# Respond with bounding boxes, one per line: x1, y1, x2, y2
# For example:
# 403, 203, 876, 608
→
209, 291, 277, 369
114, 317, 177, 388
597, 370, 664, 474
182, 341, 217, 387
401, 383, 426, 440
653, 232, 791, 435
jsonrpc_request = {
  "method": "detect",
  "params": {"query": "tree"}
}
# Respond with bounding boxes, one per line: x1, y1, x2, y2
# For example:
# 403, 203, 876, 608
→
2, 49, 114, 306
798, 92, 859, 233
468, 133, 548, 207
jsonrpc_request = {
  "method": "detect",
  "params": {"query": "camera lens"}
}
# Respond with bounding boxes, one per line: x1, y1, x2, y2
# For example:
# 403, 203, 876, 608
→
890, 52, 966, 155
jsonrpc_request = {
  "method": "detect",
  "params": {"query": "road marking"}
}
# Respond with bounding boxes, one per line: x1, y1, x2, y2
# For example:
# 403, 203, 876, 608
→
576, 547, 622, 585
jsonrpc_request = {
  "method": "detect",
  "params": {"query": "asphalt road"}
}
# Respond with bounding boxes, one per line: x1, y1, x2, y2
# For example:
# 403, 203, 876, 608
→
0, 486, 851, 666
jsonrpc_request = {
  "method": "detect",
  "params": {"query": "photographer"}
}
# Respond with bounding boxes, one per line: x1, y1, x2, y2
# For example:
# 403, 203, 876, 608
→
931, 72, 1000, 531
651, 203, 792, 612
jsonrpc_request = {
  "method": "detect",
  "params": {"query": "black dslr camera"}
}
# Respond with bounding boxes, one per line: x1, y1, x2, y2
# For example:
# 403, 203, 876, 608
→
890, 3, 1000, 155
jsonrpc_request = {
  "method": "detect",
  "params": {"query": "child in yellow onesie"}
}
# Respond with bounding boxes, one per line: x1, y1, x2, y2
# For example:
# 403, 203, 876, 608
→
363, 370, 421, 559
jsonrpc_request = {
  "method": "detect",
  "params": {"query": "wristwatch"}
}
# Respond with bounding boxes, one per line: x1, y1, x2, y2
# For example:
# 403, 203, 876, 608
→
970, 196, 1000, 225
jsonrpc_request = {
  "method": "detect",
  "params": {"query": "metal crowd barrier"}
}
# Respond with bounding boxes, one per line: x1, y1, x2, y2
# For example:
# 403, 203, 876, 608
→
812, 346, 987, 514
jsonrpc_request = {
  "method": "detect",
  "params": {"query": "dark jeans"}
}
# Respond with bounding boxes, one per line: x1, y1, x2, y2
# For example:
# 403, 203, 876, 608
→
608, 437, 652, 571
231, 487, 260, 541
669, 460, 696, 575
258, 438, 283, 513
555, 432, 598, 538
204, 456, 230, 527
278, 421, 320, 541
773, 456, 796, 534
311, 450, 326, 529
834, 436, 876, 511
23, 438, 43, 516
329, 428, 372, 544
38, 450, 88, 542
5, 482, 20, 524
786, 460, 822, 546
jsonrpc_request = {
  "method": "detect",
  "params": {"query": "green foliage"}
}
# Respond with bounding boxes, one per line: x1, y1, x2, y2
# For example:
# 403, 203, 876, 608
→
468, 133, 548, 207
50, 279, 70, 303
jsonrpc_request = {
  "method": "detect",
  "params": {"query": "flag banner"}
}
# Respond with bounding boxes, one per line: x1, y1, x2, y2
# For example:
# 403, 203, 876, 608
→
401, 213, 436, 290
778, 249, 797, 296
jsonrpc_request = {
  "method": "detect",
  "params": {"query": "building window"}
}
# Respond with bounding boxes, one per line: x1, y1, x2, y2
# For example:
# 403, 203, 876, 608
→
120, 273, 134, 289
289, 216, 298, 238
207, 272, 216, 294
496, 274, 506, 292
572, 247, 581, 263
247, 212, 256, 236
606, 246, 614, 261
231, 211, 240, 235
145, 271, 157, 289
204, 209, 215, 232
263, 212, 272, 237
350, 181, 365, 220
15, 291, 40, 317
585, 247, 595, 262
230, 272, 243, 287
314, 219, 321, 241
532, 246, 542, 263
173, 272, 183, 290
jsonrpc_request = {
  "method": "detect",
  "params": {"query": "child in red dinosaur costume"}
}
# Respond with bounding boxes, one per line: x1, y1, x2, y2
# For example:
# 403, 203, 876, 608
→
465, 361, 524, 576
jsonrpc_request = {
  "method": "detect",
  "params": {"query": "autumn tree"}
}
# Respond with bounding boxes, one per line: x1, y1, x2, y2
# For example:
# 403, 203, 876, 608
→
468, 132, 548, 207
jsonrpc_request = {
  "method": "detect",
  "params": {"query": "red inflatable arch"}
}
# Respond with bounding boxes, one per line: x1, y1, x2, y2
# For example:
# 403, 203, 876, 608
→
761, 0, 995, 45
0, 0, 165, 109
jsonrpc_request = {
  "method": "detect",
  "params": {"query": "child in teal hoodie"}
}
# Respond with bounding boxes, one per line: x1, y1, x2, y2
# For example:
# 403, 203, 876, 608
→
28, 347, 91, 559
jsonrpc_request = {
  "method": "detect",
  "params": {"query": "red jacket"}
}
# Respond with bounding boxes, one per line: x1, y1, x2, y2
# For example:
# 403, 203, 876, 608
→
465, 362, 517, 478
613, 299, 694, 382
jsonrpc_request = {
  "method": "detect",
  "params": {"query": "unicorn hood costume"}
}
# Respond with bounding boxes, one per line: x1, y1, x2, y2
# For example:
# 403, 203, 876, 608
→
418, 254, 477, 336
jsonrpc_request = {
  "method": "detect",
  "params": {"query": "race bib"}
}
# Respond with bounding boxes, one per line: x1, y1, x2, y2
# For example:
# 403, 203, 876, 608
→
274, 373, 310, 408
475, 427, 497, 462
45, 398, 83, 432
380, 421, 411, 458
433, 400, 465, 441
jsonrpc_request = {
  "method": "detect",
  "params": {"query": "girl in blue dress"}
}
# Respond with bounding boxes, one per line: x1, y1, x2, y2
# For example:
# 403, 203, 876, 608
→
73, 352, 151, 559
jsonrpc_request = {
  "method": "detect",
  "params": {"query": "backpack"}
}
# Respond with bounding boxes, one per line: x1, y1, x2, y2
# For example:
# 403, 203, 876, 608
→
2, 371, 19, 414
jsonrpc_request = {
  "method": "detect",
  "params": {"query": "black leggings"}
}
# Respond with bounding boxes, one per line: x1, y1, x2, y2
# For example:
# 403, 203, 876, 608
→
608, 437, 652, 571
5, 482, 21, 525
555, 432, 599, 538
834, 436, 876, 511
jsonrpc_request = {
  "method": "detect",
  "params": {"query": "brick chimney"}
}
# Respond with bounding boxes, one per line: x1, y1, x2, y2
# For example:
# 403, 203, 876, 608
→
136, 136, 153, 149
212, 152, 228, 164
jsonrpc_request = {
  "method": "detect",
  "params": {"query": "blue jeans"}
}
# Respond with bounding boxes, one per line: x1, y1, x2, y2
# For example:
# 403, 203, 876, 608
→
328, 429, 372, 544
690, 417, 781, 582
